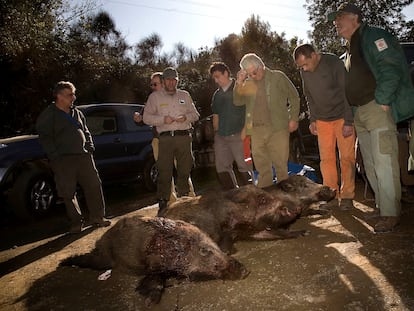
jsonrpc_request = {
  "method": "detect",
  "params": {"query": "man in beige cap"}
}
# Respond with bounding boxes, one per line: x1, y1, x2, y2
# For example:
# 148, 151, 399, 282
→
143, 67, 199, 215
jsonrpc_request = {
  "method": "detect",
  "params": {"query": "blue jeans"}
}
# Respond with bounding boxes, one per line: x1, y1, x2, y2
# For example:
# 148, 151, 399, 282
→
354, 100, 401, 217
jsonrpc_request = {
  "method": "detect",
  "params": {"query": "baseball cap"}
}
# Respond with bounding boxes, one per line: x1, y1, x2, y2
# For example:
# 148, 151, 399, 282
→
327, 3, 361, 22
163, 67, 178, 80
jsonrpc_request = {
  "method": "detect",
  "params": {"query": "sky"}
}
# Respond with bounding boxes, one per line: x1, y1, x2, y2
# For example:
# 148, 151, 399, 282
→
80, 0, 414, 53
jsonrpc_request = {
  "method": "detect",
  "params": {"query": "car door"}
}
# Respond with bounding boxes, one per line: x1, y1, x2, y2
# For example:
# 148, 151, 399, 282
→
82, 106, 130, 182
117, 105, 153, 175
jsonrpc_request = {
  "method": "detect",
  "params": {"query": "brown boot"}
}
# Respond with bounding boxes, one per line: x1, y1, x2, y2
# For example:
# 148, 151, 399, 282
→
339, 198, 355, 211
374, 216, 399, 233
217, 172, 237, 190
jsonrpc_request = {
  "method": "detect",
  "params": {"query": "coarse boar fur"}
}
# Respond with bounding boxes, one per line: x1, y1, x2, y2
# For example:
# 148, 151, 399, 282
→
60, 216, 249, 306
264, 174, 336, 213
162, 175, 336, 253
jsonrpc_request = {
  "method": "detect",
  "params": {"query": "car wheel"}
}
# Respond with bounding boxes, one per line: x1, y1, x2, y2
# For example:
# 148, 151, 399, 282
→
8, 168, 56, 219
143, 156, 157, 192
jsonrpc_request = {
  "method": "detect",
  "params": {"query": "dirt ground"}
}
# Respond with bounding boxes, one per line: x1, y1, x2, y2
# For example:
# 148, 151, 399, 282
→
1, 173, 414, 311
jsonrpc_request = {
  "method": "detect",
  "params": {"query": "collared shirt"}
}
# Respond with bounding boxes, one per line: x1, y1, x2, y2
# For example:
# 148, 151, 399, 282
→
143, 89, 200, 133
211, 79, 245, 136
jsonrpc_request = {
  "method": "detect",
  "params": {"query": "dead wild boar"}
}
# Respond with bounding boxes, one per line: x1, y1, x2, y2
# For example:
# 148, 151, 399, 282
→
162, 175, 336, 253
162, 184, 305, 254
60, 216, 249, 306
264, 174, 336, 214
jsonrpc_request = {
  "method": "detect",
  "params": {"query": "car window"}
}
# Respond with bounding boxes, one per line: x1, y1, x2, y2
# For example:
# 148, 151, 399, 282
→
86, 110, 118, 136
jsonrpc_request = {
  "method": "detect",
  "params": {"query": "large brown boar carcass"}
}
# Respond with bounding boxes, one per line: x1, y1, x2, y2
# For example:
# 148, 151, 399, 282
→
60, 216, 249, 306
162, 175, 336, 253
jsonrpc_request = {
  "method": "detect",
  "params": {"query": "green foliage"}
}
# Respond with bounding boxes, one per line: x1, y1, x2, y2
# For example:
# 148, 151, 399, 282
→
12, 1, 411, 136
306, 0, 414, 54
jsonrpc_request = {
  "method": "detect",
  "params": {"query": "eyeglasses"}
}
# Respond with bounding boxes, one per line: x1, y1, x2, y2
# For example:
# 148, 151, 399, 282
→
60, 92, 76, 98
246, 67, 259, 77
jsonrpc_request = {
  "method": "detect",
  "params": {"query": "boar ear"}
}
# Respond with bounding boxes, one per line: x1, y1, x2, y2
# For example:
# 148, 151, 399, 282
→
279, 180, 295, 193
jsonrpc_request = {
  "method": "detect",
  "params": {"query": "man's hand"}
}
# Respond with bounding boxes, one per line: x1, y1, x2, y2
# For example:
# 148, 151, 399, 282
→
309, 122, 317, 135
236, 69, 248, 85
164, 116, 175, 124
342, 124, 354, 138
380, 104, 390, 112
174, 115, 186, 123
288, 120, 298, 133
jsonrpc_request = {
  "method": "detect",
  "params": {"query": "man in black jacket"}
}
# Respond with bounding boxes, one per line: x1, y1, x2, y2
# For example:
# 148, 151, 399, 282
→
36, 81, 110, 233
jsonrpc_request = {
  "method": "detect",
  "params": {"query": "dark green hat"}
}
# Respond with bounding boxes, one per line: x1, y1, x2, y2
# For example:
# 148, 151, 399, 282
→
327, 3, 361, 22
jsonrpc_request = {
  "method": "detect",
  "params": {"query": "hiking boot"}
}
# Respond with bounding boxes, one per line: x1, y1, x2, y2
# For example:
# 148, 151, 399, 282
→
363, 209, 381, 220
339, 198, 354, 211
157, 199, 168, 217
319, 199, 338, 211
374, 216, 399, 233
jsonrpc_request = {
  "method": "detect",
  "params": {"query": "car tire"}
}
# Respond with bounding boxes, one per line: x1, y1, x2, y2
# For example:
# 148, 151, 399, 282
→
143, 156, 157, 192
8, 168, 56, 219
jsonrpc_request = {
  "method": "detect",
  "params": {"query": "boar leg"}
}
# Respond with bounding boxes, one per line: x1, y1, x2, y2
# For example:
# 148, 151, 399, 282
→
136, 274, 167, 306
218, 233, 237, 254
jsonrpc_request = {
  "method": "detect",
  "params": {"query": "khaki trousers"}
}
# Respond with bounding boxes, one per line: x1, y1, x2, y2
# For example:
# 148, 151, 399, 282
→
354, 100, 401, 217
251, 126, 289, 187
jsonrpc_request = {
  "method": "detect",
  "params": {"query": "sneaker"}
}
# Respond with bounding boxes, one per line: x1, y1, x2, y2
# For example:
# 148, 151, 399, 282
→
374, 216, 399, 233
339, 198, 354, 211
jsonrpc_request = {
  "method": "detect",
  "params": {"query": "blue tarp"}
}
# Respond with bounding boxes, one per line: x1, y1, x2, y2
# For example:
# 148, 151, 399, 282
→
253, 161, 319, 184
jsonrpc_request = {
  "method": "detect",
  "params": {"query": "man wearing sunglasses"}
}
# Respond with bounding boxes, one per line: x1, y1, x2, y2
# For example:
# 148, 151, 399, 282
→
36, 81, 110, 233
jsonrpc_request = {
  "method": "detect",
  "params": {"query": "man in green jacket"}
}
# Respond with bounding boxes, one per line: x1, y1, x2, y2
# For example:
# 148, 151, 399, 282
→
329, 3, 414, 233
234, 53, 300, 187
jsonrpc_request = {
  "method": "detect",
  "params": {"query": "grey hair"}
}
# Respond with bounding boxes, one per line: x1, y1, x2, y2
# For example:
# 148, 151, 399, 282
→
53, 81, 75, 99
240, 53, 265, 70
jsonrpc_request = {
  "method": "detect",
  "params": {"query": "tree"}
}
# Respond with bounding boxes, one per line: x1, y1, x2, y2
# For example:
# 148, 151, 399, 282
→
134, 33, 163, 66
306, 0, 414, 54
0, 0, 69, 135
214, 34, 242, 75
